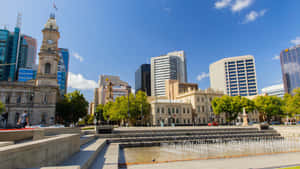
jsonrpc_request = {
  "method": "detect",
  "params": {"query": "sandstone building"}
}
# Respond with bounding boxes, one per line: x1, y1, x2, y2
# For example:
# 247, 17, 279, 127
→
0, 15, 61, 127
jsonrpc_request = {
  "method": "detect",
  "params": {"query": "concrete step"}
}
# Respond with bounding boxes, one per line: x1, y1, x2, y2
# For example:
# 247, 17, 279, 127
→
98, 130, 278, 139
60, 139, 106, 169
80, 135, 95, 146
108, 133, 281, 143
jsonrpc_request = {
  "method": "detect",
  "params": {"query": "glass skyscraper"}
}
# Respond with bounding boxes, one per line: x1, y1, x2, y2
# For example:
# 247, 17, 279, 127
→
280, 45, 300, 94
57, 48, 69, 96
135, 64, 151, 96
18, 68, 37, 82
0, 27, 37, 81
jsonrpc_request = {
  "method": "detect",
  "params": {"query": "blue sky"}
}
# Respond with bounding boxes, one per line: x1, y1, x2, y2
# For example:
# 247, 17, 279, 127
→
1, 0, 300, 102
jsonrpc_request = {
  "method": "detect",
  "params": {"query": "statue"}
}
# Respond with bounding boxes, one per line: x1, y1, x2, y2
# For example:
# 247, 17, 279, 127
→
242, 107, 248, 126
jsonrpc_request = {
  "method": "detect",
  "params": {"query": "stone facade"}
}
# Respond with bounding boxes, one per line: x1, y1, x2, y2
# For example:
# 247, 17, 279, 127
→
150, 100, 193, 126
149, 79, 260, 126
0, 15, 61, 127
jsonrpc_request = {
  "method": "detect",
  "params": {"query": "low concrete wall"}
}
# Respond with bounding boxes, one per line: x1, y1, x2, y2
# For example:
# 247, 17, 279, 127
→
0, 127, 80, 142
272, 126, 300, 138
0, 142, 13, 147
0, 129, 35, 142
0, 134, 80, 169
43, 127, 80, 136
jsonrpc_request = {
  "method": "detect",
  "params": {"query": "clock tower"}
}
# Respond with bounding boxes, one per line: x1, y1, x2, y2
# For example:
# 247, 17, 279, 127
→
36, 14, 60, 87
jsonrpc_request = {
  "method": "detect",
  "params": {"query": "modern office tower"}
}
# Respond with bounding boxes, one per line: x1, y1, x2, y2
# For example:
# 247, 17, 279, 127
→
261, 84, 284, 98
0, 27, 37, 81
57, 48, 69, 96
18, 35, 37, 69
135, 64, 151, 96
280, 45, 300, 94
210, 55, 258, 96
17, 68, 37, 82
151, 50, 187, 96
94, 75, 130, 106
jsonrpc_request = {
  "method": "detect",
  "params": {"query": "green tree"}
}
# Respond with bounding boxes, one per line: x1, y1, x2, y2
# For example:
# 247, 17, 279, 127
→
284, 88, 300, 117
0, 101, 5, 115
95, 104, 104, 123
56, 90, 89, 125
254, 95, 283, 122
241, 97, 256, 113
212, 95, 243, 124
134, 91, 151, 125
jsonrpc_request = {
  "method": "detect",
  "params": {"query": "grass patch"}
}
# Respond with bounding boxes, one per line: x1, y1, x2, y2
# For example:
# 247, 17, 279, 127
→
280, 166, 300, 169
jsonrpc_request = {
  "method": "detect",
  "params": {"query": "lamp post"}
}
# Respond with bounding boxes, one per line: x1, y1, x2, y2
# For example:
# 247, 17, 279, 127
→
127, 86, 131, 126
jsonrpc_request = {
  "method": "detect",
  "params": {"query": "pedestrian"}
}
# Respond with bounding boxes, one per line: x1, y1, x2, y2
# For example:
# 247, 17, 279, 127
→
17, 111, 29, 128
1, 112, 8, 128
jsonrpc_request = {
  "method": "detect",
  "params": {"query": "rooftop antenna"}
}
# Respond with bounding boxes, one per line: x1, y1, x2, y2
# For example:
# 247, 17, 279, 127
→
16, 12, 22, 28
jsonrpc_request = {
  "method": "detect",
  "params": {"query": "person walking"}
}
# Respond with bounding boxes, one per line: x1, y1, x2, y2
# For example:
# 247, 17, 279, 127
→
1, 112, 8, 128
17, 111, 29, 128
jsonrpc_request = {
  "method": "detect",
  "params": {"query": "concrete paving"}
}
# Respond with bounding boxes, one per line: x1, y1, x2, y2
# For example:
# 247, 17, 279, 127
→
126, 152, 300, 169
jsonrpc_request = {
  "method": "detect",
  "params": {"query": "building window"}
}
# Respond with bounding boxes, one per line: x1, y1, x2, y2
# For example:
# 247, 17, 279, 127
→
176, 119, 179, 123
162, 108, 164, 113
201, 97, 204, 102
203, 118, 206, 123
168, 108, 171, 114
202, 106, 205, 112
197, 97, 200, 102
172, 108, 175, 114
5, 96, 10, 104
187, 108, 190, 114
45, 63, 51, 74
176, 108, 179, 114
188, 119, 190, 124
197, 106, 200, 113
183, 119, 186, 124
43, 95, 48, 104
16, 96, 21, 104
157, 107, 160, 113
183, 108, 186, 113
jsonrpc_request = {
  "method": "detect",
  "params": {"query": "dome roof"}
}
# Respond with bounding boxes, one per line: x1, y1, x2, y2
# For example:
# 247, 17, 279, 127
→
44, 14, 59, 31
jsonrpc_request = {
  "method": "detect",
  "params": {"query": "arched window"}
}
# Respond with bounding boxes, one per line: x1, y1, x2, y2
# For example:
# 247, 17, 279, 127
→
16, 96, 21, 104
45, 63, 51, 74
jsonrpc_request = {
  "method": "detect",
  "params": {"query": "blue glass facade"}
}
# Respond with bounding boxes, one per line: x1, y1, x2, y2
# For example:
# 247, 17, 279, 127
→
0, 27, 37, 81
0, 29, 10, 81
57, 48, 69, 96
18, 68, 36, 82
280, 45, 300, 94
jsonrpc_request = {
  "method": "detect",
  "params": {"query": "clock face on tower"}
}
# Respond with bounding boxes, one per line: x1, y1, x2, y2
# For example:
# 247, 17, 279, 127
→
47, 40, 54, 44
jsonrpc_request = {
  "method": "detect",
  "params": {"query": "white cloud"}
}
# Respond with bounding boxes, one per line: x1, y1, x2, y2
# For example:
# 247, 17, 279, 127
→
197, 72, 210, 81
244, 9, 267, 23
272, 55, 280, 60
291, 37, 300, 45
68, 72, 97, 90
215, 0, 232, 9
232, 0, 254, 12
73, 52, 84, 62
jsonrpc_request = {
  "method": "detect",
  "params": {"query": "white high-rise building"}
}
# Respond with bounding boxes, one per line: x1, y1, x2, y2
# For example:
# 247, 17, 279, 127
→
261, 84, 284, 98
209, 55, 258, 96
151, 50, 187, 96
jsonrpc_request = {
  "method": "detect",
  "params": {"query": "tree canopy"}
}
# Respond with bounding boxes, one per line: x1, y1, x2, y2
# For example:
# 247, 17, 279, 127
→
254, 95, 283, 122
102, 91, 150, 126
283, 88, 300, 117
0, 101, 5, 115
56, 90, 89, 125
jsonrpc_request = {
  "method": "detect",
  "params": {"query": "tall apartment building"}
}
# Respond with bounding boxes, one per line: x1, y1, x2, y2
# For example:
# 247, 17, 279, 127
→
135, 64, 151, 96
280, 45, 300, 94
0, 26, 37, 81
261, 84, 284, 98
94, 75, 130, 107
210, 55, 258, 96
151, 50, 187, 96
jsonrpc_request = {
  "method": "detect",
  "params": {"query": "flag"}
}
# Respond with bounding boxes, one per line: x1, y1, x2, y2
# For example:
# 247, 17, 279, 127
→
53, 1, 58, 11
